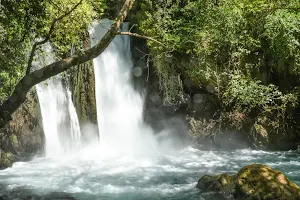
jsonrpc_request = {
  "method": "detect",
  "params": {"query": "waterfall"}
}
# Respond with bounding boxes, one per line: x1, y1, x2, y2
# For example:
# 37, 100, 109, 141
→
89, 20, 157, 156
35, 44, 81, 157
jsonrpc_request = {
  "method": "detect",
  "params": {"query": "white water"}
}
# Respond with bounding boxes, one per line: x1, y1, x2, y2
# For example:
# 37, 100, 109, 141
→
0, 22, 299, 200
89, 20, 158, 157
35, 44, 81, 157
0, 148, 299, 199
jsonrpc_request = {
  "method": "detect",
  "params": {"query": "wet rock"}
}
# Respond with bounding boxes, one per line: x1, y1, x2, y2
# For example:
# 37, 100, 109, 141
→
0, 151, 15, 169
197, 164, 300, 200
69, 51, 97, 126
190, 93, 218, 118
0, 88, 43, 170
197, 174, 235, 195
235, 164, 300, 200
7, 89, 43, 155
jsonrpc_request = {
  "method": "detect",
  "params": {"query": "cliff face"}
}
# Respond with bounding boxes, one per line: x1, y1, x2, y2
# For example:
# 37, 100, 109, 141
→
68, 35, 98, 144
0, 88, 43, 169
70, 61, 97, 126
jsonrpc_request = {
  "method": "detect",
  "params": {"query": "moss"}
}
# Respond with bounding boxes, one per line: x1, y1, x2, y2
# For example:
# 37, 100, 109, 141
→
198, 164, 300, 199
197, 173, 235, 195
235, 164, 300, 200
0, 152, 15, 169
9, 134, 19, 146
70, 60, 97, 125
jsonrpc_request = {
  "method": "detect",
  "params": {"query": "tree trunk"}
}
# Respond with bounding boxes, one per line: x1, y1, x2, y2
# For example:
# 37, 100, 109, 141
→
0, 0, 136, 129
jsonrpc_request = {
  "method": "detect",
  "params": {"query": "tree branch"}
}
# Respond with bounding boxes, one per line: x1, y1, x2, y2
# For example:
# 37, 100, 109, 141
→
0, 0, 136, 129
268, 6, 300, 12
117, 32, 164, 45
26, 0, 84, 75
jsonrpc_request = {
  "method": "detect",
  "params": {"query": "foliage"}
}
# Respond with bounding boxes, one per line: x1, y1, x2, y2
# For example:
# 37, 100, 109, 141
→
187, 116, 220, 139
42, 0, 105, 55
153, 53, 184, 105
138, 0, 300, 101
137, 0, 300, 135
223, 72, 298, 114
264, 10, 300, 74
222, 72, 298, 130
0, 0, 106, 102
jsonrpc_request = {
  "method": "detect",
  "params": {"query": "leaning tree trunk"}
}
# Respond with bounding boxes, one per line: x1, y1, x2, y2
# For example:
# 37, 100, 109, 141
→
0, 0, 136, 129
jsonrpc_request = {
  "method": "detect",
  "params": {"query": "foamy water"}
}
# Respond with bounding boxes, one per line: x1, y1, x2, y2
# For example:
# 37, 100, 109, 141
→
0, 147, 299, 199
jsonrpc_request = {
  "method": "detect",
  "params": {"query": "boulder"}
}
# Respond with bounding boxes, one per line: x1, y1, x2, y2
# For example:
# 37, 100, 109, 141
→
0, 151, 15, 169
197, 164, 300, 200
235, 164, 300, 200
197, 173, 235, 195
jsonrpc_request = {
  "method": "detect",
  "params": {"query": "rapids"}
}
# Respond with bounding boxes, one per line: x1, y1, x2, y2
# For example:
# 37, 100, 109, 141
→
0, 148, 299, 199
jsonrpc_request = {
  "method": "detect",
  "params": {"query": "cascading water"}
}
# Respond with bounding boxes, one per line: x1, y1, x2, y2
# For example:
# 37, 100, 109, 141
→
89, 20, 157, 156
1, 22, 300, 200
35, 44, 81, 157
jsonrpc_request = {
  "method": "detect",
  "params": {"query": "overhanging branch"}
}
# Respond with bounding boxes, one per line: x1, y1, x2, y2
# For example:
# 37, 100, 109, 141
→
0, 0, 136, 129
26, 0, 84, 75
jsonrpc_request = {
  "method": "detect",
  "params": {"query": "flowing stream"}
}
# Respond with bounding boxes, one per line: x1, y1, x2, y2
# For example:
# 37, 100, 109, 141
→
0, 22, 299, 199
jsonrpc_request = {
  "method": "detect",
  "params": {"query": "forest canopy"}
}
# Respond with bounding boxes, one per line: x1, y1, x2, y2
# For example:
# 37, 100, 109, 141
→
137, 0, 300, 100
0, 0, 299, 137
0, 0, 106, 103
134, 0, 300, 137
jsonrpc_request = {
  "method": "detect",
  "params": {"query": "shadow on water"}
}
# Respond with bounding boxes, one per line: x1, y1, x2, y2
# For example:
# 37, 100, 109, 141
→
0, 186, 75, 200
0, 187, 233, 200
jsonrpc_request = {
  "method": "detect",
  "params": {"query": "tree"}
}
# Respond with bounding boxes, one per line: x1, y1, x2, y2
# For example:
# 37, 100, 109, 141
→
0, 0, 104, 103
136, 0, 300, 139
0, 0, 136, 129
137, 0, 299, 102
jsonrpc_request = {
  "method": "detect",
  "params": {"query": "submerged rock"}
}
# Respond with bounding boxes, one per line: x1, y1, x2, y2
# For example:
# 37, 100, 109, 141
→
197, 174, 235, 195
197, 164, 300, 200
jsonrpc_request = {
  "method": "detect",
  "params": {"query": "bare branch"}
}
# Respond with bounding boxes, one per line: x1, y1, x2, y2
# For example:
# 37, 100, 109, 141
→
26, 0, 84, 74
129, 24, 137, 32
117, 32, 164, 45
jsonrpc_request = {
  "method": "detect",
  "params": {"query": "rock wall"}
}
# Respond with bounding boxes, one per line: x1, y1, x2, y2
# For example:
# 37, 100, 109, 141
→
70, 61, 97, 126
68, 35, 98, 144
0, 88, 43, 169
